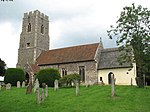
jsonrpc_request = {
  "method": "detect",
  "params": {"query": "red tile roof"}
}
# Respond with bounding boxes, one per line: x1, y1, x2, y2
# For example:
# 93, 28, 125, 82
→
37, 43, 99, 65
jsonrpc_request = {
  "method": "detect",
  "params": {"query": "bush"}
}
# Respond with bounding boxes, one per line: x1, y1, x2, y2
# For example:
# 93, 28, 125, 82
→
36, 68, 60, 87
59, 73, 80, 87
4, 68, 25, 86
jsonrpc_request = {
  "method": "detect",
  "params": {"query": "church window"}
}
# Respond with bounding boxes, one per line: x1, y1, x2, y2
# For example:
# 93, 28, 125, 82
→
62, 68, 67, 77
26, 43, 30, 48
27, 23, 31, 32
79, 66, 85, 82
41, 24, 44, 34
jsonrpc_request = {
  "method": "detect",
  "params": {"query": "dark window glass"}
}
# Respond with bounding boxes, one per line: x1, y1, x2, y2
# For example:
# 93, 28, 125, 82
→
79, 66, 85, 82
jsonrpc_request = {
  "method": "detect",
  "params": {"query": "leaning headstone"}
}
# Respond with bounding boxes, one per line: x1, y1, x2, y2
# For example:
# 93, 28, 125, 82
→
54, 80, 59, 91
22, 81, 25, 88
34, 79, 39, 92
111, 74, 115, 97
36, 87, 41, 104
6, 83, 11, 90
45, 85, 48, 97
76, 80, 79, 96
17, 81, 21, 88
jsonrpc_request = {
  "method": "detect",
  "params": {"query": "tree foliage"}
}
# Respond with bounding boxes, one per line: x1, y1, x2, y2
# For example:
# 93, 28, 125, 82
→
4, 68, 25, 86
0, 58, 6, 76
107, 3, 150, 87
36, 68, 60, 87
59, 73, 80, 87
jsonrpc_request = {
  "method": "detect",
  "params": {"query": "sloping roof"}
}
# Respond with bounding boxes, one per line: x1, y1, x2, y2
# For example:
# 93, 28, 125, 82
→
98, 48, 132, 69
37, 43, 99, 65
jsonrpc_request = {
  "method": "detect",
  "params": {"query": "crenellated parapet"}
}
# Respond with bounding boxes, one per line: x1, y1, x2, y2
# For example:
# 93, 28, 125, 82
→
23, 10, 49, 21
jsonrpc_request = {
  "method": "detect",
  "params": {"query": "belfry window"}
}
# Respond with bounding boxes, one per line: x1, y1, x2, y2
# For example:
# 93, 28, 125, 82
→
79, 66, 85, 82
27, 23, 31, 32
41, 24, 44, 34
26, 43, 30, 48
62, 68, 67, 77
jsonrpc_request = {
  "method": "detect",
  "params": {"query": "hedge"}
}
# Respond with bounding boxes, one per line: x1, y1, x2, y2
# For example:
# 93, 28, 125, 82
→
36, 68, 60, 87
4, 68, 25, 86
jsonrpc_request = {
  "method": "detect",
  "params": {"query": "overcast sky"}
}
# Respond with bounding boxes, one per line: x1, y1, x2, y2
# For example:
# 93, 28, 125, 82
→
0, 0, 149, 68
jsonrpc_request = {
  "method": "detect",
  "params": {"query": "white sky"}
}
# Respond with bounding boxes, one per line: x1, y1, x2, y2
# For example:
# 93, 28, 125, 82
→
0, 0, 149, 68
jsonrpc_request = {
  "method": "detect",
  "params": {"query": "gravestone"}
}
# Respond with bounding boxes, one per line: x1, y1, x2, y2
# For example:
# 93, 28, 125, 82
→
41, 88, 45, 102
45, 85, 48, 97
0, 84, 1, 90
34, 79, 39, 92
76, 80, 79, 96
42, 83, 46, 89
111, 74, 115, 97
6, 83, 11, 90
36, 87, 41, 104
17, 81, 21, 88
54, 80, 59, 91
22, 81, 25, 88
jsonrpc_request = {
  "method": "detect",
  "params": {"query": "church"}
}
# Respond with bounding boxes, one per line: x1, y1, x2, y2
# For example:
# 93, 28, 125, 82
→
17, 10, 137, 85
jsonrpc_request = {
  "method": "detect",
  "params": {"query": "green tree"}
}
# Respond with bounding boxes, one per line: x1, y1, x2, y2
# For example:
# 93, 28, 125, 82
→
59, 73, 80, 87
36, 68, 60, 87
0, 58, 6, 76
4, 68, 25, 86
107, 3, 150, 88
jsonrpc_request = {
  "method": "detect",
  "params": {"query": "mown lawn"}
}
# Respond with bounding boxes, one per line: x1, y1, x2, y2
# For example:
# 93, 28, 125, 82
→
0, 85, 150, 112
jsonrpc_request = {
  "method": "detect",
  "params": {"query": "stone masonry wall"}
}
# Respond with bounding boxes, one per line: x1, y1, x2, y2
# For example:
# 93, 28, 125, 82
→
40, 61, 98, 84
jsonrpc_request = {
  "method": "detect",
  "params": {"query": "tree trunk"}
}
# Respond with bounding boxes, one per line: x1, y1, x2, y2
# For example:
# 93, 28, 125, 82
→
136, 67, 144, 88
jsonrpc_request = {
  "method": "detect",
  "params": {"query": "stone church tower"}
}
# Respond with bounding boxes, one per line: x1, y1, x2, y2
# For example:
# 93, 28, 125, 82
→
17, 10, 49, 68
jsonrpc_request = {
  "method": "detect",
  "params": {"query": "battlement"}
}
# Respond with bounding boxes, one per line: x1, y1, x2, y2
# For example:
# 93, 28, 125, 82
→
24, 10, 49, 20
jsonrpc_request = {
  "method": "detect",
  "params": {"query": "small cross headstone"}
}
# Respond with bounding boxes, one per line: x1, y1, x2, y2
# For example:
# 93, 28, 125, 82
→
54, 79, 59, 91
22, 81, 25, 88
6, 83, 11, 90
34, 79, 39, 92
76, 80, 79, 96
17, 81, 21, 88
45, 85, 48, 97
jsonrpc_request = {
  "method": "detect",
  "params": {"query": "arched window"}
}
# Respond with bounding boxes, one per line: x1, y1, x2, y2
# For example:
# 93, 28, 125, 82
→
27, 23, 31, 32
62, 68, 67, 77
41, 24, 44, 34
79, 66, 85, 82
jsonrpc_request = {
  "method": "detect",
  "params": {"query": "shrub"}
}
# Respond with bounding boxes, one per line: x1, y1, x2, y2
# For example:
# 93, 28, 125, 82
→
59, 73, 80, 87
4, 68, 25, 86
36, 68, 60, 87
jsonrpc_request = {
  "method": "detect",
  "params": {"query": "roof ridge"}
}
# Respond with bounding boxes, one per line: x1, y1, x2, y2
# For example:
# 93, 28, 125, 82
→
49, 42, 99, 51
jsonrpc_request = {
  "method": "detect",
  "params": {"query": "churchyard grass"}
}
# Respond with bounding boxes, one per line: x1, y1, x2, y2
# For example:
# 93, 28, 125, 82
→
0, 85, 150, 112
